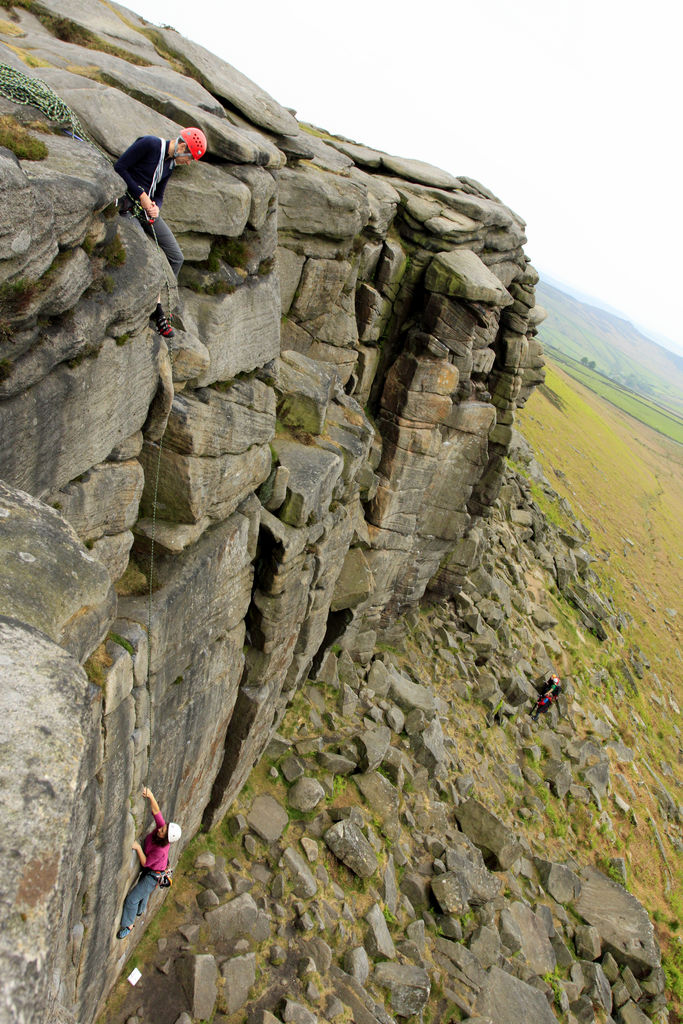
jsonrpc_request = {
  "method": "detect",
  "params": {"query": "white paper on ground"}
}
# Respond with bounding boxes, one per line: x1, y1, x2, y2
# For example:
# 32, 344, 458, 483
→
127, 968, 142, 986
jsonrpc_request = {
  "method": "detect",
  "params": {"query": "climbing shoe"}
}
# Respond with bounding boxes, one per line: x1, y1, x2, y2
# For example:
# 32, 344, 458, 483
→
116, 926, 131, 939
154, 308, 175, 339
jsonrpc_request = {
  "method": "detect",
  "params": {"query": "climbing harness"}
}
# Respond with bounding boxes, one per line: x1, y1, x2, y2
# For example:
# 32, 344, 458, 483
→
117, 190, 174, 313
142, 866, 173, 889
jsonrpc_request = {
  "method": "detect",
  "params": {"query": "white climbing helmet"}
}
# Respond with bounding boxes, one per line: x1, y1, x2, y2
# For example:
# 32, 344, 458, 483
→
168, 822, 182, 844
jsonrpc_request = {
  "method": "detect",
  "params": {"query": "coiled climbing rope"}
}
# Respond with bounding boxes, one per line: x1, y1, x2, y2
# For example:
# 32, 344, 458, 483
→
0, 60, 95, 146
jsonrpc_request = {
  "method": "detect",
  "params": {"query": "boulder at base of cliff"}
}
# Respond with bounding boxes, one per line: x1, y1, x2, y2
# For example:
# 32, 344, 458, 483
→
454, 799, 523, 870
571, 866, 661, 978
474, 965, 558, 1024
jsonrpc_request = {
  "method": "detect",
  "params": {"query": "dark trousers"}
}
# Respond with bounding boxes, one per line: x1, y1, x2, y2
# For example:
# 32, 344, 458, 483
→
127, 213, 184, 280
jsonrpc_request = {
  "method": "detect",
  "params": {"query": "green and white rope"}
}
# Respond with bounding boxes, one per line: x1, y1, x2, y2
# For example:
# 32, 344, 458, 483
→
0, 60, 89, 140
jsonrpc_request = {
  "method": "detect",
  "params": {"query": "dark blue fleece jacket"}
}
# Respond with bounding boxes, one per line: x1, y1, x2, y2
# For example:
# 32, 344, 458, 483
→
114, 136, 174, 207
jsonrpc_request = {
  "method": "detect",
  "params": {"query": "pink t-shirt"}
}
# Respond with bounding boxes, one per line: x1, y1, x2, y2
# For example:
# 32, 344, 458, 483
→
141, 811, 170, 871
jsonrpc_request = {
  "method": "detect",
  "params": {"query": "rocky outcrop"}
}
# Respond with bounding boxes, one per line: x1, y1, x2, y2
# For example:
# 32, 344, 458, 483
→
93, 567, 669, 1024
2, 4, 668, 1024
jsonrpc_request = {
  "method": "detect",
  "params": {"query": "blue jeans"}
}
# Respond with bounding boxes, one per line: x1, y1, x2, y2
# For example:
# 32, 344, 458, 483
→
120, 871, 158, 929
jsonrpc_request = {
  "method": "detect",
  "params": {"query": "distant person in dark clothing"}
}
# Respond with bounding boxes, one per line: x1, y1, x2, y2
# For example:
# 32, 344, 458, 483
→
531, 673, 562, 721
540, 673, 561, 698
116, 786, 181, 939
114, 127, 207, 339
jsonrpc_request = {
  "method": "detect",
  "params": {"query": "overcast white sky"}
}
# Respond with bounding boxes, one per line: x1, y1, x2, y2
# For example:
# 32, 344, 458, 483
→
129, 0, 682, 355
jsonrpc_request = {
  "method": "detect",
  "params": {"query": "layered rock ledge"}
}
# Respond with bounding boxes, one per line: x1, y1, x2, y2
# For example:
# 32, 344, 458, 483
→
1, 3, 550, 1021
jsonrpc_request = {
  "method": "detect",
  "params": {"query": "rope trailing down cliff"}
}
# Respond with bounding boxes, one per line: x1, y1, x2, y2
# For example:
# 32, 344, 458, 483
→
1, 61, 176, 687
1, 62, 186, 798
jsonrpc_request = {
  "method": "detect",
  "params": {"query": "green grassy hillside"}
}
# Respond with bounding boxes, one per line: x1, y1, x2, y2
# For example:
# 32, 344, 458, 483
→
545, 348, 683, 445
537, 280, 683, 417
518, 358, 683, 1002
519, 360, 683, 662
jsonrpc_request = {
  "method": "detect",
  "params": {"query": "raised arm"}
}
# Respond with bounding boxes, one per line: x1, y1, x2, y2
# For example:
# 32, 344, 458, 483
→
142, 786, 160, 816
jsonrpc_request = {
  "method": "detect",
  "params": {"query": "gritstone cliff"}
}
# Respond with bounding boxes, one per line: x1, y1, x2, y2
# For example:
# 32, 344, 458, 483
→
0, 4, 673, 1024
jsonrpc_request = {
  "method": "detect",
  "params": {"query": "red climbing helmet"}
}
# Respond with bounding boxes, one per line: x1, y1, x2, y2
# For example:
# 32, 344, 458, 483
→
180, 127, 207, 160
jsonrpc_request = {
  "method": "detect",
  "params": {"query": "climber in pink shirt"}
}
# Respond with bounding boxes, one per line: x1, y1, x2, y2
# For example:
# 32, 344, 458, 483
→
117, 786, 181, 939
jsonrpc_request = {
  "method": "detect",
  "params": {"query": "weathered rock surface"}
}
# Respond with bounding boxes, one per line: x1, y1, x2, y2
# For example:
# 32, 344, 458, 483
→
374, 963, 430, 1017
5, 8, 671, 1024
572, 867, 661, 977
205, 893, 260, 945
454, 799, 523, 870
0, 617, 99, 1024
324, 821, 378, 878
247, 795, 289, 842
0, 481, 115, 661
474, 966, 558, 1024
181, 273, 281, 386
177, 954, 217, 1021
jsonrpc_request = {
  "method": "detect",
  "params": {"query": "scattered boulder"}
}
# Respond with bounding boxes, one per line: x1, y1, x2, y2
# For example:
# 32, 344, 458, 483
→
205, 893, 259, 944
282, 848, 318, 899
353, 772, 400, 840
221, 953, 256, 1014
432, 836, 501, 914
176, 954, 217, 1022
535, 859, 582, 904
498, 907, 523, 953
507, 902, 556, 976
356, 726, 392, 772
616, 1001, 651, 1024
282, 1000, 318, 1024
247, 795, 289, 842
288, 777, 326, 813
575, 924, 602, 961
411, 717, 449, 772
468, 926, 502, 969
324, 821, 378, 879
474, 965, 558, 1024
579, 960, 612, 1013
364, 903, 396, 959
571, 867, 661, 977
454, 799, 523, 870
344, 946, 370, 984
584, 761, 611, 801
388, 669, 436, 717
543, 759, 573, 799
374, 963, 430, 1017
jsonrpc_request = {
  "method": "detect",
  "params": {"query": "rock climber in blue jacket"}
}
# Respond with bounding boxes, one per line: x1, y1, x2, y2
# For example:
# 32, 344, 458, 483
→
114, 127, 207, 339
